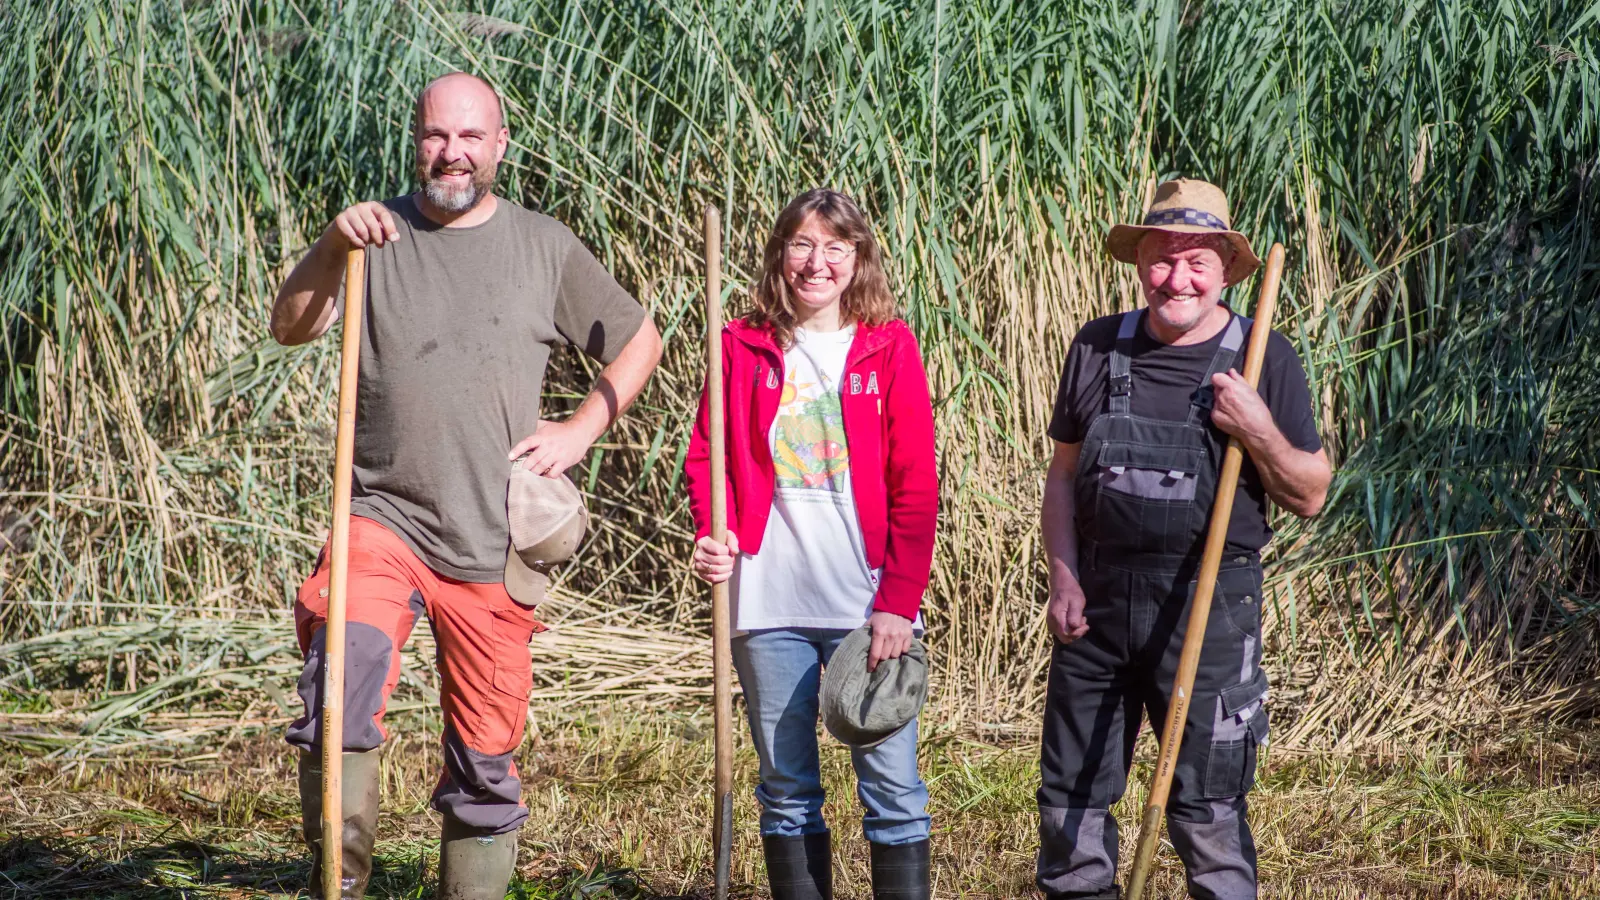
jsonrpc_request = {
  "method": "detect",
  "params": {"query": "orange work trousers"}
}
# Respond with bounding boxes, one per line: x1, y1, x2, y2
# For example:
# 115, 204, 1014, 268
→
285, 516, 545, 834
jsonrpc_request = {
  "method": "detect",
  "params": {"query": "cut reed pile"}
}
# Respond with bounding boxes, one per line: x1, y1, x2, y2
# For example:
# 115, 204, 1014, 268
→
1, 0, 1597, 752
0, 616, 715, 758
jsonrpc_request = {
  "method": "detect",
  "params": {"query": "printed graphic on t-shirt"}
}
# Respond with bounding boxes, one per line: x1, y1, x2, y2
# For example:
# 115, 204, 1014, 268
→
773, 366, 849, 493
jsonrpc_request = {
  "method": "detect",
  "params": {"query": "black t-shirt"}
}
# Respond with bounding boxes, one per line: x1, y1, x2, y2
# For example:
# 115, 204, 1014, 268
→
1047, 310, 1322, 552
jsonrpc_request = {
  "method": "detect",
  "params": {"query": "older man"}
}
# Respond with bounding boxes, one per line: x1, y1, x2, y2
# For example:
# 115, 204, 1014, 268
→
1036, 179, 1331, 899
272, 72, 662, 898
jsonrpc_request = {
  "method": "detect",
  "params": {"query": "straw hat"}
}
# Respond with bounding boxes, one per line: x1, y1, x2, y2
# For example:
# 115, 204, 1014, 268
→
1105, 178, 1261, 285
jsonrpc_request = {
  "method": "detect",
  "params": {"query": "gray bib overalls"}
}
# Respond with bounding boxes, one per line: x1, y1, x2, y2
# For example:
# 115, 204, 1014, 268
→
1037, 311, 1269, 900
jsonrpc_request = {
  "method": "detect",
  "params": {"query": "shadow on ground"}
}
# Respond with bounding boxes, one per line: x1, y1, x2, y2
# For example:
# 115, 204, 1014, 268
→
0, 836, 690, 899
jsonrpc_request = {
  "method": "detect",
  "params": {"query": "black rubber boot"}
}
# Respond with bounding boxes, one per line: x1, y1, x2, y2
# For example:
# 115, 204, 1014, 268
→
438, 818, 519, 900
298, 748, 382, 899
869, 839, 931, 900
762, 832, 833, 900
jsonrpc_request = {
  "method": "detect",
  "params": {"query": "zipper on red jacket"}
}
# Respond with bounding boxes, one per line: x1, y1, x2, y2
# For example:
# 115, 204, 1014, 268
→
753, 356, 782, 465
836, 353, 885, 591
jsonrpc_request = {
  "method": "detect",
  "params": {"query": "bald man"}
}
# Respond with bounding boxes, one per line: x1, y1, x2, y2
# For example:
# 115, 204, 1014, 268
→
272, 73, 663, 899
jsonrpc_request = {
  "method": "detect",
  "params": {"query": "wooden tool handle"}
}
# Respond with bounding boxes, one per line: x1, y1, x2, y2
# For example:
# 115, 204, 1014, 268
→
1126, 243, 1285, 900
320, 246, 365, 900
705, 206, 734, 900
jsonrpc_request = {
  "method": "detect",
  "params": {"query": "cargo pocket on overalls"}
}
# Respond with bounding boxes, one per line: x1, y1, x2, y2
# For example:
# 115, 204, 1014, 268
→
1214, 563, 1263, 638
1203, 668, 1269, 799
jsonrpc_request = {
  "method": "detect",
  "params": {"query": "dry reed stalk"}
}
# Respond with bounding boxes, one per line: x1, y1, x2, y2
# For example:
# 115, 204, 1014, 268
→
1, 0, 1596, 755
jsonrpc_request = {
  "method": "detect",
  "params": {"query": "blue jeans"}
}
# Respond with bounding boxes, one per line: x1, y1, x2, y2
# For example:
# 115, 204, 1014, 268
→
731, 627, 931, 846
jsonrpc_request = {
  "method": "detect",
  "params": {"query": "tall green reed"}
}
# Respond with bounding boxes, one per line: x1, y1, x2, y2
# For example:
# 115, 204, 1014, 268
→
1, 0, 1595, 746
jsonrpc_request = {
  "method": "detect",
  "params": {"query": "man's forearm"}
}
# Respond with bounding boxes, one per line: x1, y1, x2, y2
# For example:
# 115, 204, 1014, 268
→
1240, 428, 1331, 517
566, 317, 663, 440
271, 233, 346, 345
1041, 473, 1081, 590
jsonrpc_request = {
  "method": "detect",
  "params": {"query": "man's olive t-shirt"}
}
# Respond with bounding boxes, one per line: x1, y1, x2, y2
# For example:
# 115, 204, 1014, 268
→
1047, 309, 1322, 552
346, 195, 645, 581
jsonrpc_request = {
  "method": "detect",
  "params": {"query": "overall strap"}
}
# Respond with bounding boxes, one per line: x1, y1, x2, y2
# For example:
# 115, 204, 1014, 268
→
1187, 314, 1252, 425
1108, 310, 1140, 415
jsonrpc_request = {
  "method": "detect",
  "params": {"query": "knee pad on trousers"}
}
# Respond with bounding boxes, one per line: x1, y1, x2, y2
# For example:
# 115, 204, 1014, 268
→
433, 725, 528, 834
1036, 806, 1119, 899
286, 622, 395, 752
1167, 809, 1258, 900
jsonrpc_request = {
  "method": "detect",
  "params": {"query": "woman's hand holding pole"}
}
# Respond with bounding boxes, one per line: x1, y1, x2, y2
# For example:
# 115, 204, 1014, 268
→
692, 532, 740, 584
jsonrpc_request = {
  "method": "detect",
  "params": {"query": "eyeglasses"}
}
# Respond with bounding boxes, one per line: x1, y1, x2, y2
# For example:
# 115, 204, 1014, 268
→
784, 239, 857, 264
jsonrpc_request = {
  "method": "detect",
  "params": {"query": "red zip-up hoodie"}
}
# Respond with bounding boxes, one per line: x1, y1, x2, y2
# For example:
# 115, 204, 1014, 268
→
684, 318, 938, 620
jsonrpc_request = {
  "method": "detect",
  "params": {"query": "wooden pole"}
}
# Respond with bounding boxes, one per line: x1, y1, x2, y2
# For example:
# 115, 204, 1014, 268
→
705, 206, 734, 900
321, 246, 366, 900
1125, 243, 1285, 900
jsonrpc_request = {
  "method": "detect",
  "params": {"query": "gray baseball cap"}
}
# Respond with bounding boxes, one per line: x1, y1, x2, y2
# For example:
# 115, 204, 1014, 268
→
504, 456, 588, 606
820, 624, 930, 749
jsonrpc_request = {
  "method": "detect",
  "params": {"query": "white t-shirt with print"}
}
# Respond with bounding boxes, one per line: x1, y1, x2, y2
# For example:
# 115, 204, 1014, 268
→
732, 325, 904, 632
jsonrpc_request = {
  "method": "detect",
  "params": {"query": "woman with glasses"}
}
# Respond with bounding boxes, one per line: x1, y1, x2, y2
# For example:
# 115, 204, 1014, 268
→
685, 189, 939, 900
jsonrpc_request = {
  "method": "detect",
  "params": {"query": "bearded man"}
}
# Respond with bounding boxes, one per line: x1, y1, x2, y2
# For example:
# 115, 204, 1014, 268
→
271, 72, 662, 898
1035, 179, 1332, 900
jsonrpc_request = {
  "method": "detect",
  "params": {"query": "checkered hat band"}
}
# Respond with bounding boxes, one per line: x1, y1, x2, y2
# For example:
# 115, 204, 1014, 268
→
1143, 207, 1227, 229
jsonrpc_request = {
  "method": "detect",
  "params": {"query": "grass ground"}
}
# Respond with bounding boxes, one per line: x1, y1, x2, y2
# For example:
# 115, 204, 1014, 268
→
2, 705, 1598, 899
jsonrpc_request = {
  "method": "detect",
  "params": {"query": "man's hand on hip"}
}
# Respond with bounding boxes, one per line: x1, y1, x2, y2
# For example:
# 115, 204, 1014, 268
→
509, 419, 597, 478
1047, 578, 1090, 644
506, 320, 661, 478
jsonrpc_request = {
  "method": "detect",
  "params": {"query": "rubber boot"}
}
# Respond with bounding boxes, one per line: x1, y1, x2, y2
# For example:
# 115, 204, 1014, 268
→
762, 832, 833, 900
438, 818, 519, 900
298, 748, 382, 899
869, 839, 931, 900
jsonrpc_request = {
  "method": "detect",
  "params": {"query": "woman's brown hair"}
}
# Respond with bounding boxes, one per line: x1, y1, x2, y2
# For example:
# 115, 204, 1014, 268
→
748, 189, 896, 349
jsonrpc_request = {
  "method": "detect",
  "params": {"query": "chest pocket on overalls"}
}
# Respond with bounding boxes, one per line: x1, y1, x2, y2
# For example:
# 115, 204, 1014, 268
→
1085, 426, 1211, 556
1093, 440, 1203, 504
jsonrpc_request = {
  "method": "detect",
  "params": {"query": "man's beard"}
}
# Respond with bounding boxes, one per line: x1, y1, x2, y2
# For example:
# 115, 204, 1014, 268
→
418, 156, 498, 213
